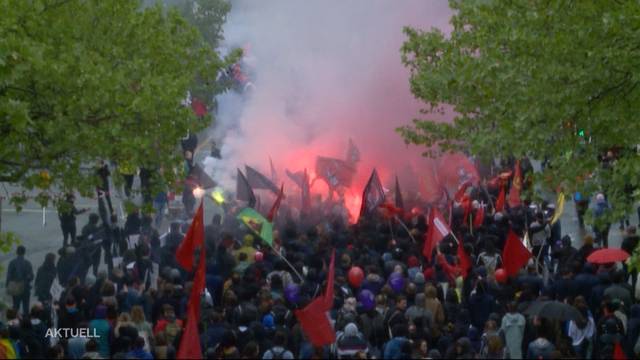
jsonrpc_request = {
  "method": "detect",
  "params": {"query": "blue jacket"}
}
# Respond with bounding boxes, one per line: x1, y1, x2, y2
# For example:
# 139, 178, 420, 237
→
127, 347, 154, 360
383, 336, 408, 359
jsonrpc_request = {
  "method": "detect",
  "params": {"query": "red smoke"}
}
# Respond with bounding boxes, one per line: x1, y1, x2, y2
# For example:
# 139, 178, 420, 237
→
209, 1, 455, 221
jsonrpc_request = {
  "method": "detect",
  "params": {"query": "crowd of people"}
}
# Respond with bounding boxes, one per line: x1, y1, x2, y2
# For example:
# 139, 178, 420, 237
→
2, 157, 640, 359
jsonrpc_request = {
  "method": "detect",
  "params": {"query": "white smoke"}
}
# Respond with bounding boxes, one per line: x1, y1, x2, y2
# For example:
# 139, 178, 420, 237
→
205, 0, 453, 193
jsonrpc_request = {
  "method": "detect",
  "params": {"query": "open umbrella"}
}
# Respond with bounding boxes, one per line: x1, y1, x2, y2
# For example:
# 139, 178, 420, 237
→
524, 301, 584, 322
587, 248, 630, 264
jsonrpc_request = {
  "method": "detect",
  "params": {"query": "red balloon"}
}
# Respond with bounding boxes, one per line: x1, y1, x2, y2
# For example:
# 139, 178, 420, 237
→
348, 266, 365, 288
254, 251, 264, 262
495, 268, 508, 284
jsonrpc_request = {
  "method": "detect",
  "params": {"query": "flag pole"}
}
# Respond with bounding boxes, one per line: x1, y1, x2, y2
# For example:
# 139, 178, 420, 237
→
274, 248, 304, 283
394, 215, 417, 244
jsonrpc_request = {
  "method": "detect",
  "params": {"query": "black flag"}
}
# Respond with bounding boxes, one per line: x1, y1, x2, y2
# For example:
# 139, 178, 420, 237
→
236, 168, 256, 208
286, 169, 305, 189
315, 156, 355, 188
245, 165, 279, 194
191, 163, 216, 189
359, 169, 385, 220
395, 175, 404, 212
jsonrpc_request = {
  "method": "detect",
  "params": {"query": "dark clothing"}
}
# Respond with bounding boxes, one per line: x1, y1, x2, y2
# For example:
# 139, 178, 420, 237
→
6, 256, 34, 315
574, 272, 599, 300
34, 262, 56, 302
181, 133, 198, 153
58, 200, 83, 246
622, 235, 639, 256
468, 292, 496, 329
57, 307, 84, 338
125, 212, 142, 237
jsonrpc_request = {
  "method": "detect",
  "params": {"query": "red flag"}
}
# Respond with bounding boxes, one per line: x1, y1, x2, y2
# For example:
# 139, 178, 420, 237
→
322, 250, 335, 310
177, 203, 206, 360
423, 208, 451, 261
267, 184, 285, 222
295, 250, 336, 347
613, 341, 627, 360
178, 307, 202, 359
473, 205, 485, 229
454, 180, 472, 203
379, 202, 403, 219
191, 97, 207, 117
502, 230, 532, 277
457, 242, 472, 278
175, 202, 204, 270
461, 196, 472, 225
495, 185, 506, 212
508, 160, 522, 208
359, 169, 385, 220
177, 254, 205, 359
294, 296, 336, 346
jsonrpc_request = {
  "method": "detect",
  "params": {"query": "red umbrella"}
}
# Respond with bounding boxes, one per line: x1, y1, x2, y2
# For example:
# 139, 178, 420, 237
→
587, 248, 630, 264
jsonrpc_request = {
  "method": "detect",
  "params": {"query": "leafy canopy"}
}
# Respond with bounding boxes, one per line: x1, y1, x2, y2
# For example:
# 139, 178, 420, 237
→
398, 0, 640, 218
0, 0, 234, 208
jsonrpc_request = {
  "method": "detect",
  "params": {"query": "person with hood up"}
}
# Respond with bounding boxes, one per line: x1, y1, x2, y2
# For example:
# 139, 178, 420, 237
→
335, 322, 368, 358
383, 324, 410, 359
500, 301, 525, 359
446, 337, 475, 359
405, 293, 433, 332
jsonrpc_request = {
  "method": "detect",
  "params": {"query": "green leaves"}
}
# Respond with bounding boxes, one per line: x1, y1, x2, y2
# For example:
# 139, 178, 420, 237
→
0, 0, 230, 215
399, 1, 640, 217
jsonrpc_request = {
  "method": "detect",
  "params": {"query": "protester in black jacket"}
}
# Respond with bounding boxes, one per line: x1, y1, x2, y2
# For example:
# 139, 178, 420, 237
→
5, 245, 34, 316
34, 252, 57, 302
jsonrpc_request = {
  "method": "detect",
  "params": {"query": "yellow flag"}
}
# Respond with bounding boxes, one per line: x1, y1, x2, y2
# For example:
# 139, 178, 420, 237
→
550, 192, 565, 225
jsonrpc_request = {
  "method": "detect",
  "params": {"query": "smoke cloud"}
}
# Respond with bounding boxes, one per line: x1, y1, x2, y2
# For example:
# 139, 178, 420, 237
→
206, 0, 453, 202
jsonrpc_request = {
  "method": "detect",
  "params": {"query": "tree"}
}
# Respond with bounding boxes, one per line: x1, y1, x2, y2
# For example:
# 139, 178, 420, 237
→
0, 0, 236, 209
398, 0, 640, 219
173, 0, 237, 107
